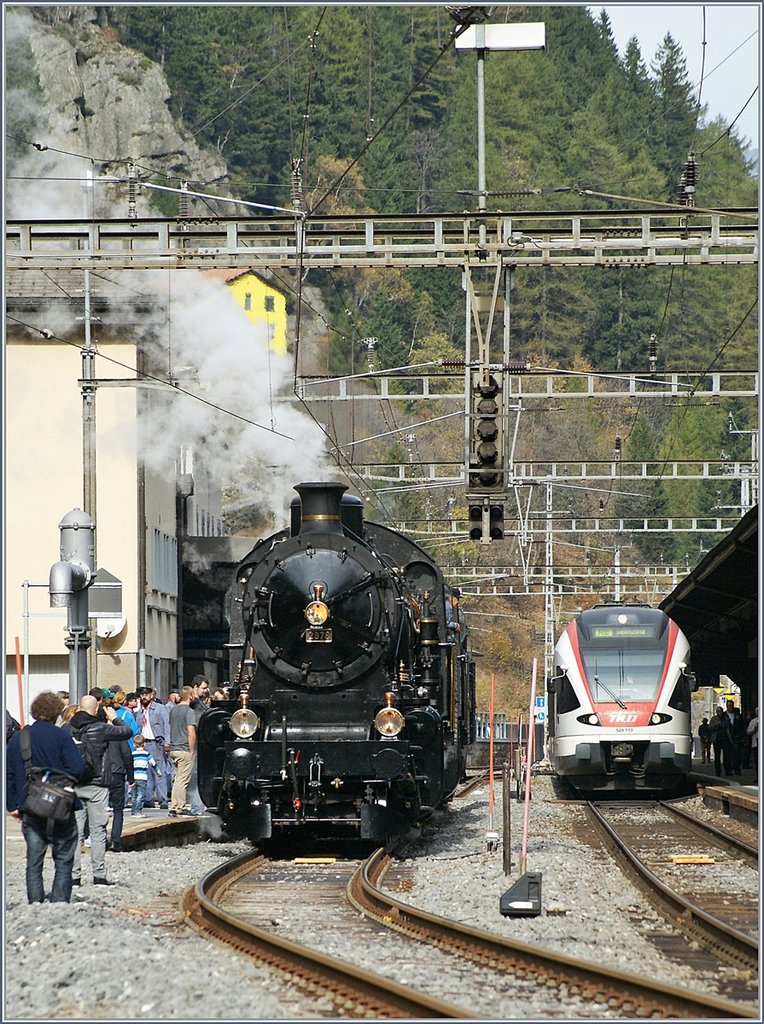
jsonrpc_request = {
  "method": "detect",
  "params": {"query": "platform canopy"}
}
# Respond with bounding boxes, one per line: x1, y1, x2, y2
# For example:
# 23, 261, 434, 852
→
660, 506, 759, 701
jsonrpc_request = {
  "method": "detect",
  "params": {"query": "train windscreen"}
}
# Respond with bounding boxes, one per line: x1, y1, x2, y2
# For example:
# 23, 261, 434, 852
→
580, 647, 666, 704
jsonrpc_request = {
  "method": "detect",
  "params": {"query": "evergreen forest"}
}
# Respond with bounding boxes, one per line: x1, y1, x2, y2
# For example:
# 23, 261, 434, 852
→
25, 5, 760, 711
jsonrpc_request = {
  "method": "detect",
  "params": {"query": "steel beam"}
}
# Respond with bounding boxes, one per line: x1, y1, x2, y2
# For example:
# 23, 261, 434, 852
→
6, 209, 758, 270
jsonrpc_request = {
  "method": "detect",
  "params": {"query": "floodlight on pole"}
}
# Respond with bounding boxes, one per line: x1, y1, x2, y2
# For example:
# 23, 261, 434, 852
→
455, 23, 545, 230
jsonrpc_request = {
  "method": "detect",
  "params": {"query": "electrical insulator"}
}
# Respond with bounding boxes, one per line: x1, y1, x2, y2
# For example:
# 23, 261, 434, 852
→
614, 436, 622, 458
178, 180, 189, 221
648, 333, 658, 371
127, 162, 137, 220
678, 152, 697, 207
599, 499, 605, 515
291, 159, 304, 212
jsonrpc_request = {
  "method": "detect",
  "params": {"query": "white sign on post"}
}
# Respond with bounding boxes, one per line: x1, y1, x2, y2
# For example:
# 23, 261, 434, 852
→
534, 695, 546, 721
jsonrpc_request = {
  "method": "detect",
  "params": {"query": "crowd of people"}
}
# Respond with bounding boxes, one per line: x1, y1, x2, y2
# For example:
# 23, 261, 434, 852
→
5, 675, 218, 904
698, 700, 758, 782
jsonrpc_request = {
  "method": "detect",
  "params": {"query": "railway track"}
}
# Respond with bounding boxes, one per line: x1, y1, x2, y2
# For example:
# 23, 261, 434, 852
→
586, 801, 759, 979
182, 843, 756, 1019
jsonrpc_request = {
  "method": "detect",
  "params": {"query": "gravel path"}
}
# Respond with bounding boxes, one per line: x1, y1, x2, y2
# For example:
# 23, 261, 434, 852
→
3, 776, 758, 1019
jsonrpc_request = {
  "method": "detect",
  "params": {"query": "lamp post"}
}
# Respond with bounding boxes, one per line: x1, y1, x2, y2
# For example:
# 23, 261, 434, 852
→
455, 20, 546, 245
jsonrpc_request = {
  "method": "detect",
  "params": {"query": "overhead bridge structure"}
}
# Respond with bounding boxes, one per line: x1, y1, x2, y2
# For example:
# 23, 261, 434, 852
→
5, 208, 758, 271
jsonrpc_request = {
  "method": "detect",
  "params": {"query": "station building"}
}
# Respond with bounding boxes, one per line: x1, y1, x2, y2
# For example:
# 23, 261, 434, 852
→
4, 266, 287, 718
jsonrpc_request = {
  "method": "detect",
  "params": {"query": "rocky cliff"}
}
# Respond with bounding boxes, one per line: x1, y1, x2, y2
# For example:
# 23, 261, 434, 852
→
6, 6, 228, 219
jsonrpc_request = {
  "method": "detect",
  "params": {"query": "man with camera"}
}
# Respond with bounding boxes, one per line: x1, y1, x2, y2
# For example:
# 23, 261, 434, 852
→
63, 694, 133, 887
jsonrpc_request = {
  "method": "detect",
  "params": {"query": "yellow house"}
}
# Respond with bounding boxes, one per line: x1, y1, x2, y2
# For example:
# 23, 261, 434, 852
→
206, 269, 288, 356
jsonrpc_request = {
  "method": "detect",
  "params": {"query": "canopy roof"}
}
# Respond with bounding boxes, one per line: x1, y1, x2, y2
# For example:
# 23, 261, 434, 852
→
660, 506, 758, 698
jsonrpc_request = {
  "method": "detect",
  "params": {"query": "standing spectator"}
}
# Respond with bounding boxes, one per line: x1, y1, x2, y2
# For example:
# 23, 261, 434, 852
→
186, 678, 210, 817
168, 686, 196, 817
746, 707, 758, 784
698, 717, 711, 765
709, 707, 732, 777
130, 735, 159, 817
112, 690, 139, 750
6, 691, 86, 903
728, 702, 746, 775
190, 675, 210, 713
63, 694, 133, 887
133, 687, 170, 808
107, 735, 134, 852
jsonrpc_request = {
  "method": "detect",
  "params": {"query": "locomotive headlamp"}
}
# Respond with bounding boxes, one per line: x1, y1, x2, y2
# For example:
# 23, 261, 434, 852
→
588, 714, 600, 726
229, 708, 260, 739
305, 600, 329, 626
374, 693, 404, 737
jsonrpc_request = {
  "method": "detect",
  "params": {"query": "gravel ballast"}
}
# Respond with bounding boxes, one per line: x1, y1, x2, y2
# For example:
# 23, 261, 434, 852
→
3, 775, 758, 1019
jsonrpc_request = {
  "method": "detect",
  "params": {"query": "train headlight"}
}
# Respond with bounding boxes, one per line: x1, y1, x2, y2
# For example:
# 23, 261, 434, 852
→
229, 708, 260, 739
588, 714, 599, 726
374, 706, 405, 737
651, 713, 661, 725
305, 600, 329, 626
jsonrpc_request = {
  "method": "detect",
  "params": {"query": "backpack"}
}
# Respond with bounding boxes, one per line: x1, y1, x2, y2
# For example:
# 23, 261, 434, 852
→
76, 724, 112, 788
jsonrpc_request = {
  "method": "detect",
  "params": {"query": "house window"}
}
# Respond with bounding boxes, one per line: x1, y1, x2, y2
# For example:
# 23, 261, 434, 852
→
244, 293, 252, 311
151, 528, 178, 596
264, 294, 275, 313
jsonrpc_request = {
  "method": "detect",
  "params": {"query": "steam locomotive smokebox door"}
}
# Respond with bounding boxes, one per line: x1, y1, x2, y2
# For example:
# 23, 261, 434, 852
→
499, 871, 542, 917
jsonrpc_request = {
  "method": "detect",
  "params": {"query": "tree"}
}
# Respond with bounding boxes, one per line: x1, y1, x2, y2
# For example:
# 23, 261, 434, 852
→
649, 33, 697, 187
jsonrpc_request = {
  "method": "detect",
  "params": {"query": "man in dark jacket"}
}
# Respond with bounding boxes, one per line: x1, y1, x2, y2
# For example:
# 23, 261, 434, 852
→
6, 691, 86, 903
107, 735, 134, 852
63, 694, 133, 886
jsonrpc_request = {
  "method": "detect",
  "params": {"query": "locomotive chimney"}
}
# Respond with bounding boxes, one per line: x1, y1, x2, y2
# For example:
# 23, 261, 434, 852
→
294, 482, 348, 535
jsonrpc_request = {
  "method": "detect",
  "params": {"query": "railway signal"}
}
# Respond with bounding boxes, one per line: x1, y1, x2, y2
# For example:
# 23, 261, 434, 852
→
468, 497, 505, 543
468, 370, 504, 492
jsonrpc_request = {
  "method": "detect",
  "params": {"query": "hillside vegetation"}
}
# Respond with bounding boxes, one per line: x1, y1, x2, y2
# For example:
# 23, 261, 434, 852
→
24, 5, 759, 712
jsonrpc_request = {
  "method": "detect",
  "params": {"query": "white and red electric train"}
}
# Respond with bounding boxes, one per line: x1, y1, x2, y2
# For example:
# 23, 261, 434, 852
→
547, 602, 697, 794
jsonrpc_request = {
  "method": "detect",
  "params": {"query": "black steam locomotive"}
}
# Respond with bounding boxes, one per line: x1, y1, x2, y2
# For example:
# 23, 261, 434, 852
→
197, 482, 475, 842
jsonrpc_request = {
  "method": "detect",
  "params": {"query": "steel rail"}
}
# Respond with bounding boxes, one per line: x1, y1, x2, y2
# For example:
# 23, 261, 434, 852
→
182, 850, 477, 1019
660, 799, 759, 864
348, 848, 756, 1018
586, 802, 759, 970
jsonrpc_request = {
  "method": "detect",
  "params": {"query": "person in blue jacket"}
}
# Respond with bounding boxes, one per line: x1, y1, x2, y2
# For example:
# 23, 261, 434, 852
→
6, 691, 86, 903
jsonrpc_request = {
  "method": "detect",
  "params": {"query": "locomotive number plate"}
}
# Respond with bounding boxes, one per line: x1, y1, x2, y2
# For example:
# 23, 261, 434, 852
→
306, 628, 333, 643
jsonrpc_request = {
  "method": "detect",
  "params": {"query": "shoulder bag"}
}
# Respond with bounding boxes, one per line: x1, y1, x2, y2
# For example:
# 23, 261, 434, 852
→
19, 727, 78, 822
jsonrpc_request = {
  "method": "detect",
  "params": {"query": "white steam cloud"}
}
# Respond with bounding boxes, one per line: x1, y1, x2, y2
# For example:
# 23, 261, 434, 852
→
135, 268, 334, 518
